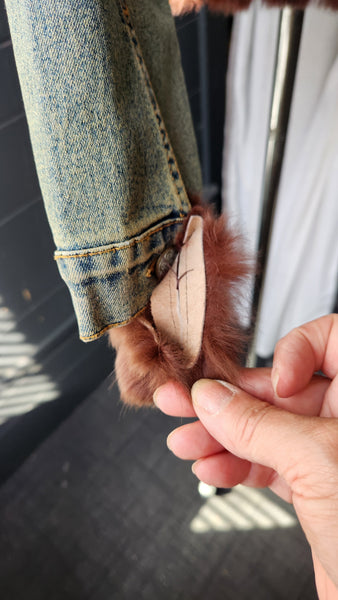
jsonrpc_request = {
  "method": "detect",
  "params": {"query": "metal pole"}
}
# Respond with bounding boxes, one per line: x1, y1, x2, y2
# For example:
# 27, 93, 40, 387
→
246, 8, 304, 368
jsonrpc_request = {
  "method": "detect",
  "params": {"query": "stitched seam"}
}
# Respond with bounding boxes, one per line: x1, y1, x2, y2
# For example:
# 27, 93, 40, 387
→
54, 218, 185, 260
118, 0, 188, 211
80, 305, 147, 341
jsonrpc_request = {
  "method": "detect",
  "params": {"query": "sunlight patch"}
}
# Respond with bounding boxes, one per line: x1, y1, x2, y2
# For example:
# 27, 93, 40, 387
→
0, 302, 60, 424
190, 485, 297, 533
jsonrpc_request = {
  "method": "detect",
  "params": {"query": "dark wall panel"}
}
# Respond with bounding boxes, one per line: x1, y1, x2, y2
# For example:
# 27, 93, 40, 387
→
7, 286, 75, 349
0, 118, 41, 222
176, 15, 200, 95
1, 201, 61, 316
175, 14, 203, 161
0, 0, 9, 43
207, 12, 232, 193
0, 0, 114, 483
0, 41, 22, 123
0, 334, 113, 482
175, 9, 232, 207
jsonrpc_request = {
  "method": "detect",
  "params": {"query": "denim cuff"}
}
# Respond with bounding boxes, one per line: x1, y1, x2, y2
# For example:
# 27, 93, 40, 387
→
55, 215, 185, 341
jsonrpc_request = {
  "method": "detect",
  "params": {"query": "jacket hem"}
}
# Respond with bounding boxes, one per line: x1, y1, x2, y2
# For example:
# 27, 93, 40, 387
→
79, 305, 148, 342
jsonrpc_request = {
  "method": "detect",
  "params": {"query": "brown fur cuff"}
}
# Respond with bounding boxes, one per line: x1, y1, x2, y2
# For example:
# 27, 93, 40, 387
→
108, 203, 252, 407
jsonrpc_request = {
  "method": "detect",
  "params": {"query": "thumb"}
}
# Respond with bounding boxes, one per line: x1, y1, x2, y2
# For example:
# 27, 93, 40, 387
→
191, 379, 320, 479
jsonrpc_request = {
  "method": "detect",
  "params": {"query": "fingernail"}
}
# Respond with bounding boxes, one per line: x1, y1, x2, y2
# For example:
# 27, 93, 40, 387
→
166, 431, 174, 451
272, 369, 279, 397
153, 385, 164, 407
191, 379, 236, 415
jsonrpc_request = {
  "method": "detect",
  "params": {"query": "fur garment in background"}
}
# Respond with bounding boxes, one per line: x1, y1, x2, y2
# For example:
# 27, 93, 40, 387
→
169, 0, 338, 15
109, 203, 251, 407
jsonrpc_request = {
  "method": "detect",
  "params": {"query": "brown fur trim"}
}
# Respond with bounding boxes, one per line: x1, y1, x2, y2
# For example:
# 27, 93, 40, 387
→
108, 203, 252, 407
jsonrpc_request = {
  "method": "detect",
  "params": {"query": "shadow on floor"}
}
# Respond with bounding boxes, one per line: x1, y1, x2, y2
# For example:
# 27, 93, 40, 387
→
0, 377, 317, 600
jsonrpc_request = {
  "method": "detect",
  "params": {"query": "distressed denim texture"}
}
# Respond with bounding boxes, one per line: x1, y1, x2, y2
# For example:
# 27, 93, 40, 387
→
5, 0, 202, 340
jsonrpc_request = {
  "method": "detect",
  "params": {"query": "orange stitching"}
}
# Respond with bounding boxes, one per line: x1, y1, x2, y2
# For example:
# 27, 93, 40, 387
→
54, 247, 116, 261
80, 304, 147, 341
118, 1, 190, 212
54, 218, 185, 261
145, 256, 158, 278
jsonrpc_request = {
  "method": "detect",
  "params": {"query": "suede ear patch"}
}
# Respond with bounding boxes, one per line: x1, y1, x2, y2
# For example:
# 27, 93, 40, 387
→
151, 215, 206, 368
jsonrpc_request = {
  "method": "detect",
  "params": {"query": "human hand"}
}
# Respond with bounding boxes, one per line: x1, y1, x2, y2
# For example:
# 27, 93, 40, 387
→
154, 314, 338, 598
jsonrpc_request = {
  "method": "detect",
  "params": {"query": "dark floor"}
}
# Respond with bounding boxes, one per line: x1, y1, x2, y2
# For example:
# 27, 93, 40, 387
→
0, 377, 318, 600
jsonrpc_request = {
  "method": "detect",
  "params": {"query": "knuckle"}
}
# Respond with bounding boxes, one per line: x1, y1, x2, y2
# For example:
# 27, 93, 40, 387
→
315, 422, 338, 466
276, 326, 310, 354
236, 401, 274, 450
288, 421, 338, 496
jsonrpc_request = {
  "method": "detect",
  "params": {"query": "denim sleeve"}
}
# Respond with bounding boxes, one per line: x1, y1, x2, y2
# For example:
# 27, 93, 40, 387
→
5, 0, 202, 341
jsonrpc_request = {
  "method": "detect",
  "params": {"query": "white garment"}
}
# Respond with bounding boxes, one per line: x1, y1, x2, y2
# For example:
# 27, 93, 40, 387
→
222, 3, 338, 357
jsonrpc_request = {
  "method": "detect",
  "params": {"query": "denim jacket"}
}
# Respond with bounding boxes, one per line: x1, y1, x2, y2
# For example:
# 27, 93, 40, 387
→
5, 0, 202, 341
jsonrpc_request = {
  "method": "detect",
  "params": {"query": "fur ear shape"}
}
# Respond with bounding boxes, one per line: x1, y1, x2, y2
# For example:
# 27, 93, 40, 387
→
108, 203, 252, 407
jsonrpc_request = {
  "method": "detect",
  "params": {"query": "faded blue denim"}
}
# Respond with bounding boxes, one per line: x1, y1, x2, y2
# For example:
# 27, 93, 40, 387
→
5, 0, 202, 341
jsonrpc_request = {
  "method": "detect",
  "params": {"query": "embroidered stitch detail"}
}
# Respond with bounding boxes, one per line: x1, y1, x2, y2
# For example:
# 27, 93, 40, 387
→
145, 256, 158, 278
54, 218, 185, 260
54, 247, 116, 261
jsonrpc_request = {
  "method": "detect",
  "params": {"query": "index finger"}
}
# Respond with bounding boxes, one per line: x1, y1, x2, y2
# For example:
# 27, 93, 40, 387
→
272, 314, 338, 397
153, 380, 196, 417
